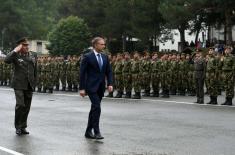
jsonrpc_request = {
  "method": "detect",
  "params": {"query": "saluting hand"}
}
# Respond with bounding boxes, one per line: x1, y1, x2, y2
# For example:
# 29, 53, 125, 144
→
14, 44, 23, 53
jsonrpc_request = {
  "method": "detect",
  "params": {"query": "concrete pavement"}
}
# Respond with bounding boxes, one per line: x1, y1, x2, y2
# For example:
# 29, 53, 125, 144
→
0, 87, 235, 155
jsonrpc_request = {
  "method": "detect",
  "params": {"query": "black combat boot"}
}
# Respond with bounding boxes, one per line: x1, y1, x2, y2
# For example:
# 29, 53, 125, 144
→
68, 85, 72, 92
124, 92, 131, 98
211, 96, 218, 105
37, 88, 42, 93
180, 90, 186, 96
42, 88, 47, 93
207, 96, 213, 104
62, 86, 66, 91
142, 90, 150, 97
162, 90, 169, 98
170, 89, 176, 95
198, 98, 204, 104
73, 86, 78, 92
190, 90, 196, 96
151, 91, 159, 97
56, 85, 60, 91
194, 98, 199, 103
49, 88, 53, 93
132, 92, 141, 99
0, 81, 3, 85
114, 91, 123, 98
222, 97, 233, 106
105, 92, 113, 97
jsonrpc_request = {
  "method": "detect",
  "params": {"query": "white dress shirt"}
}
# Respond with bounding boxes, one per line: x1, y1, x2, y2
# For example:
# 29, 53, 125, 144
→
93, 50, 103, 67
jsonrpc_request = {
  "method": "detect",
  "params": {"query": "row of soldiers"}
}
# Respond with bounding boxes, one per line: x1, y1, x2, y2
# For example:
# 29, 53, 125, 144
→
0, 57, 12, 86
1, 48, 235, 105
107, 48, 235, 105
0, 55, 81, 93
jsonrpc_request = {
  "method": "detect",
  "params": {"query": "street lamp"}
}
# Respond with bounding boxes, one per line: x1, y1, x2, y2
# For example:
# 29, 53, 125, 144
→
1, 28, 6, 51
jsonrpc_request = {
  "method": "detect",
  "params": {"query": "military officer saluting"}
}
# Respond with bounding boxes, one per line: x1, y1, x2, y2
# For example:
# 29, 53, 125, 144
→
4, 37, 37, 135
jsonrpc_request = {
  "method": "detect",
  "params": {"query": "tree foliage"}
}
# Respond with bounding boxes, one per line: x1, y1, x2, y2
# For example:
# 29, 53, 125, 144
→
48, 16, 91, 55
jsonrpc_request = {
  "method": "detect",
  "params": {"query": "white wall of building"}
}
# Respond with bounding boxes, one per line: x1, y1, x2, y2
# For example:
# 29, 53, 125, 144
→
159, 29, 206, 52
210, 26, 235, 42
28, 40, 49, 55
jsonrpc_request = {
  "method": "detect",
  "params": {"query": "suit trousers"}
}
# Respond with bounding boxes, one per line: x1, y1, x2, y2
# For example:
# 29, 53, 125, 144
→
14, 84, 33, 129
87, 86, 104, 134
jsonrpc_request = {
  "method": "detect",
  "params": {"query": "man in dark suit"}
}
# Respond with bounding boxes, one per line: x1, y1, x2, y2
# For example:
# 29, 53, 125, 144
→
79, 37, 113, 140
4, 37, 37, 135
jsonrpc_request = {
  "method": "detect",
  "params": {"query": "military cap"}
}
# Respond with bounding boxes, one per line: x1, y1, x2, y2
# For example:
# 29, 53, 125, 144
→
16, 37, 29, 45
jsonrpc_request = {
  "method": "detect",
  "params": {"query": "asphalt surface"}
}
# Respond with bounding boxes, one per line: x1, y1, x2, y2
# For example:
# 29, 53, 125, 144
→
0, 87, 235, 155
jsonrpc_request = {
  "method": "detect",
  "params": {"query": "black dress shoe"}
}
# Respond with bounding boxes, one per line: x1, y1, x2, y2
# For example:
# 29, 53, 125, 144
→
85, 132, 95, 139
21, 128, 29, 134
94, 133, 104, 140
16, 129, 22, 135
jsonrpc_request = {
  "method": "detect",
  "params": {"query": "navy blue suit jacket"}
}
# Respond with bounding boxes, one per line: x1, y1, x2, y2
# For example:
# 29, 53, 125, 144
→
79, 50, 113, 94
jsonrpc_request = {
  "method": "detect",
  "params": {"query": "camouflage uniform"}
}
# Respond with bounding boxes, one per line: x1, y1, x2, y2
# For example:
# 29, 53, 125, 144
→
66, 57, 73, 91
60, 58, 67, 91
54, 57, 61, 91
205, 53, 220, 104
178, 56, 187, 95
141, 54, 151, 96
42, 58, 54, 93
122, 53, 132, 98
36, 58, 43, 92
114, 54, 124, 98
0, 59, 3, 85
71, 57, 80, 92
221, 52, 235, 105
106, 54, 115, 97
131, 53, 141, 99
150, 53, 161, 97
187, 57, 196, 96
169, 56, 179, 95
160, 56, 170, 98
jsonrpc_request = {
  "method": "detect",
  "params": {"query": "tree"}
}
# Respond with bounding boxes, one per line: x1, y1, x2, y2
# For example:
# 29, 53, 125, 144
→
47, 16, 91, 55
158, 0, 193, 51
0, 0, 59, 51
132, 0, 164, 50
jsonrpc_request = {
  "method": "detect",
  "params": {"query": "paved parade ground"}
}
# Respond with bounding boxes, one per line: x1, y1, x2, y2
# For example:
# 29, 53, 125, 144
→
0, 87, 235, 155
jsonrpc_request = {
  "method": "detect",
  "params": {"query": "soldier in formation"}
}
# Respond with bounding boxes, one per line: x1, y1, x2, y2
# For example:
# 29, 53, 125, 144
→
1, 48, 234, 106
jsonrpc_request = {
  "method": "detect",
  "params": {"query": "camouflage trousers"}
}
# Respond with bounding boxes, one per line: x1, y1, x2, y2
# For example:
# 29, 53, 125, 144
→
60, 73, 67, 88
142, 72, 151, 91
71, 71, 79, 86
37, 73, 43, 89
170, 72, 179, 92
43, 72, 54, 89
123, 73, 132, 92
151, 73, 160, 92
178, 71, 187, 92
115, 73, 123, 92
161, 72, 170, 90
132, 73, 141, 93
206, 72, 219, 96
54, 71, 60, 87
187, 71, 195, 93
223, 71, 234, 98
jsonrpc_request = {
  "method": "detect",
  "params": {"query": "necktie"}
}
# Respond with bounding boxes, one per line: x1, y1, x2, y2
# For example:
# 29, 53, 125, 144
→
97, 54, 102, 70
